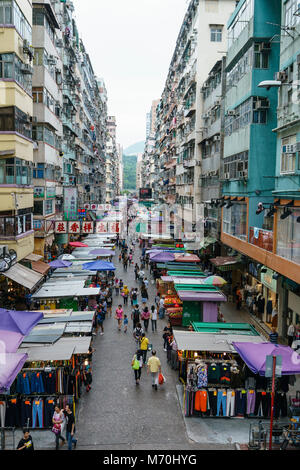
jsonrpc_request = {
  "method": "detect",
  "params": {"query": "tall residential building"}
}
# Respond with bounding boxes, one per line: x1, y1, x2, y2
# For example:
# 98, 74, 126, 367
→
106, 116, 119, 202
155, 0, 237, 220
141, 99, 159, 193
0, 0, 35, 261
31, 0, 107, 254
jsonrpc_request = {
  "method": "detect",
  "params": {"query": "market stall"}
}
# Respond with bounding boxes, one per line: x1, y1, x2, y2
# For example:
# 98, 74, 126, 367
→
31, 282, 100, 311
171, 328, 292, 419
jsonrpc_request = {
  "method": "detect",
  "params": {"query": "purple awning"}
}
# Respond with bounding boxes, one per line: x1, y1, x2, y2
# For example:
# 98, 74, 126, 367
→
0, 353, 28, 392
232, 342, 300, 376
82, 260, 116, 271
89, 249, 115, 256
0, 309, 43, 335
177, 291, 227, 302
150, 252, 175, 262
0, 309, 43, 353
49, 260, 73, 268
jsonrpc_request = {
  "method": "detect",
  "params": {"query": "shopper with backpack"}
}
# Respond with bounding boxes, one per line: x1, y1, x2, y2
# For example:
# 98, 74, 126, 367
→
131, 350, 143, 385
133, 322, 144, 348
131, 304, 141, 329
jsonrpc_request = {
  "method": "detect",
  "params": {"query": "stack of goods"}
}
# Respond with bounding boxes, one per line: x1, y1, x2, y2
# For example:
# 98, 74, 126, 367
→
183, 359, 291, 419
164, 295, 183, 326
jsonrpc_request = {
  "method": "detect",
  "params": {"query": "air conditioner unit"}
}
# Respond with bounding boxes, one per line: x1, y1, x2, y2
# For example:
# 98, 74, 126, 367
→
56, 39, 63, 48
213, 135, 221, 142
48, 55, 57, 65
202, 113, 209, 120
21, 63, 33, 75
282, 144, 295, 153
295, 142, 300, 152
275, 71, 288, 82
31, 116, 38, 123
259, 42, 271, 52
226, 110, 237, 117
255, 99, 270, 109
224, 173, 230, 180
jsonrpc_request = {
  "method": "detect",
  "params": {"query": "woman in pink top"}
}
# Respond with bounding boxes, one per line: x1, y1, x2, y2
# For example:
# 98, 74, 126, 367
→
115, 305, 124, 331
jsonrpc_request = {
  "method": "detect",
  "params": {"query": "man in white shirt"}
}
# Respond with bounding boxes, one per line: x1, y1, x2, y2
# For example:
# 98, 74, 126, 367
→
147, 350, 161, 390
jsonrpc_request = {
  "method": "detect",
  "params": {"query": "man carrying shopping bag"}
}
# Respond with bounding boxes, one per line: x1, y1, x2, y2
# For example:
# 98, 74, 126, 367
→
147, 350, 161, 391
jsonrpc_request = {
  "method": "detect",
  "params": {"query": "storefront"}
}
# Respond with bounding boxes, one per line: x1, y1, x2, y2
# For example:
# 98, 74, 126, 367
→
173, 329, 291, 420
288, 291, 300, 327
260, 267, 278, 327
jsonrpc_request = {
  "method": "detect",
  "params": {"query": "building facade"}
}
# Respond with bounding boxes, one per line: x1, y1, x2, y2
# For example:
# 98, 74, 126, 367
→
0, 0, 35, 261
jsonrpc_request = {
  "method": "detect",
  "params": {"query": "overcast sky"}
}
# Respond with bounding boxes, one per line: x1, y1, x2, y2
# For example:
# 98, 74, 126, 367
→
72, 0, 188, 149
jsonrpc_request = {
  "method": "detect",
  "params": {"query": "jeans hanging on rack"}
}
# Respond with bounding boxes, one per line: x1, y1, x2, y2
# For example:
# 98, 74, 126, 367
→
226, 390, 236, 417
274, 392, 288, 418
44, 397, 56, 428
247, 390, 256, 415
44, 372, 56, 394
20, 398, 32, 428
0, 400, 6, 427
31, 372, 45, 394
32, 399, 44, 428
5, 398, 19, 427
208, 390, 218, 416
217, 390, 227, 417
17, 373, 31, 395
235, 390, 247, 416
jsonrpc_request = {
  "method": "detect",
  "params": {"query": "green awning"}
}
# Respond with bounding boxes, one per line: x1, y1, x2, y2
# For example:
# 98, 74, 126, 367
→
167, 271, 206, 278
192, 322, 259, 336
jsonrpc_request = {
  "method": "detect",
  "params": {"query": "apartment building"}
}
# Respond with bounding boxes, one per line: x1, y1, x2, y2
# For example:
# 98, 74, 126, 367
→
30, 0, 107, 253
106, 116, 120, 203
155, 0, 236, 225
0, 0, 35, 261
141, 99, 159, 194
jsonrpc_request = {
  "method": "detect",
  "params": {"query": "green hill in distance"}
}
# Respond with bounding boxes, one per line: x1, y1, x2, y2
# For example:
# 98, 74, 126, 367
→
123, 154, 137, 190
124, 141, 145, 155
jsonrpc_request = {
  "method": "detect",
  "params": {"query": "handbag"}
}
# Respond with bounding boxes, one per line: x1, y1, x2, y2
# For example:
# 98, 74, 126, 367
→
291, 391, 300, 407
158, 373, 165, 385
52, 423, 61, 435
132, 356, 140, 370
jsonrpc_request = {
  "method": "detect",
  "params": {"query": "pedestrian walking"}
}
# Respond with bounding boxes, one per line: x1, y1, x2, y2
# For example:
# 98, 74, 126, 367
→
133, 322, 144, 348
106, 291, 113, 317
288, 323, 295, 347
144, 278, 149, 289
150, 305, 157, 332
145, 254, 149, 270
122, 285, 129, 306
96, 306, 105, 335
163, 323, 173, 351
119, 279, 124, 291
141, 306, 150, 332
140, 333, 149, 365
52, 406, 66, 450
115, 278, 120, 296
170, 337, 179, 370
124, 314, 128, 333
130, 288, 135, 306
131, 350, 143, 385
17, 429, 34, 451
132, 288, 138, 307
269, 326, 278, 344
159, 296, 165, 319
123, 255, 128, 271
155, 293, 160, 309
147, 350, 161, 391
131, 304, 141, 329
134, 263, 140, 281
119, 253, 122, 263
140, 285, 148, 304
64, 404, 77, 451
115, 305, 124, 331
83, 364, 92, 392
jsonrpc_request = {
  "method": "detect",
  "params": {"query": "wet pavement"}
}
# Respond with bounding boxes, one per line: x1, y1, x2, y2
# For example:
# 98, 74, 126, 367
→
75, 234, 235, 450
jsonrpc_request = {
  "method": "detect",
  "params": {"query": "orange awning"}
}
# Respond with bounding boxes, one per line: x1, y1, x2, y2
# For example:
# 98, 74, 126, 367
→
31, 261, 51, 276
174, 254, 200, 262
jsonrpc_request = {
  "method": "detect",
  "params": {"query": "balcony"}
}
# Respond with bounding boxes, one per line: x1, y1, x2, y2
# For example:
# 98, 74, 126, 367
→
249, 227, 273, 253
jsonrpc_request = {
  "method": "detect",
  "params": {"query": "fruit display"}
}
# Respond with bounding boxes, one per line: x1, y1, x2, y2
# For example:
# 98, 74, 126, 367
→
164, 295, 182, 307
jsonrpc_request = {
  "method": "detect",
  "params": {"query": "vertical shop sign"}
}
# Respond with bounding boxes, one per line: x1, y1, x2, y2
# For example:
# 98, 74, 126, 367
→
64, 188, 78, 221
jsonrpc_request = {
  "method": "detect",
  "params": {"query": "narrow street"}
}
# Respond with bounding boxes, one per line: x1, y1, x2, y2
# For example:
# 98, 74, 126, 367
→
75, 233, 234, 451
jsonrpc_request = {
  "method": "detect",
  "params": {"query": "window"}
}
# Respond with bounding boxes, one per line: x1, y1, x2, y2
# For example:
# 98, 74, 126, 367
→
0, 106, 32, 139
34, 201, 43, 216
0, 53, 32, 94
32, 125, 56, 148
285, 0, 300, 27
33, 163, 44, 179
0, 158, 32, 185
277, 207, 300, 264
0, 0, 32, 43
222, 203, 247, 241
0, 212, 32, 236
281, 135, 296, 173
44, 199, 54, 216
225, 97, 267, 137
227, 46, 252, 91
254, 44, 269, 69
228, 0, 254, 47
210, 27, 222, 42
224, 151, 248, 179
